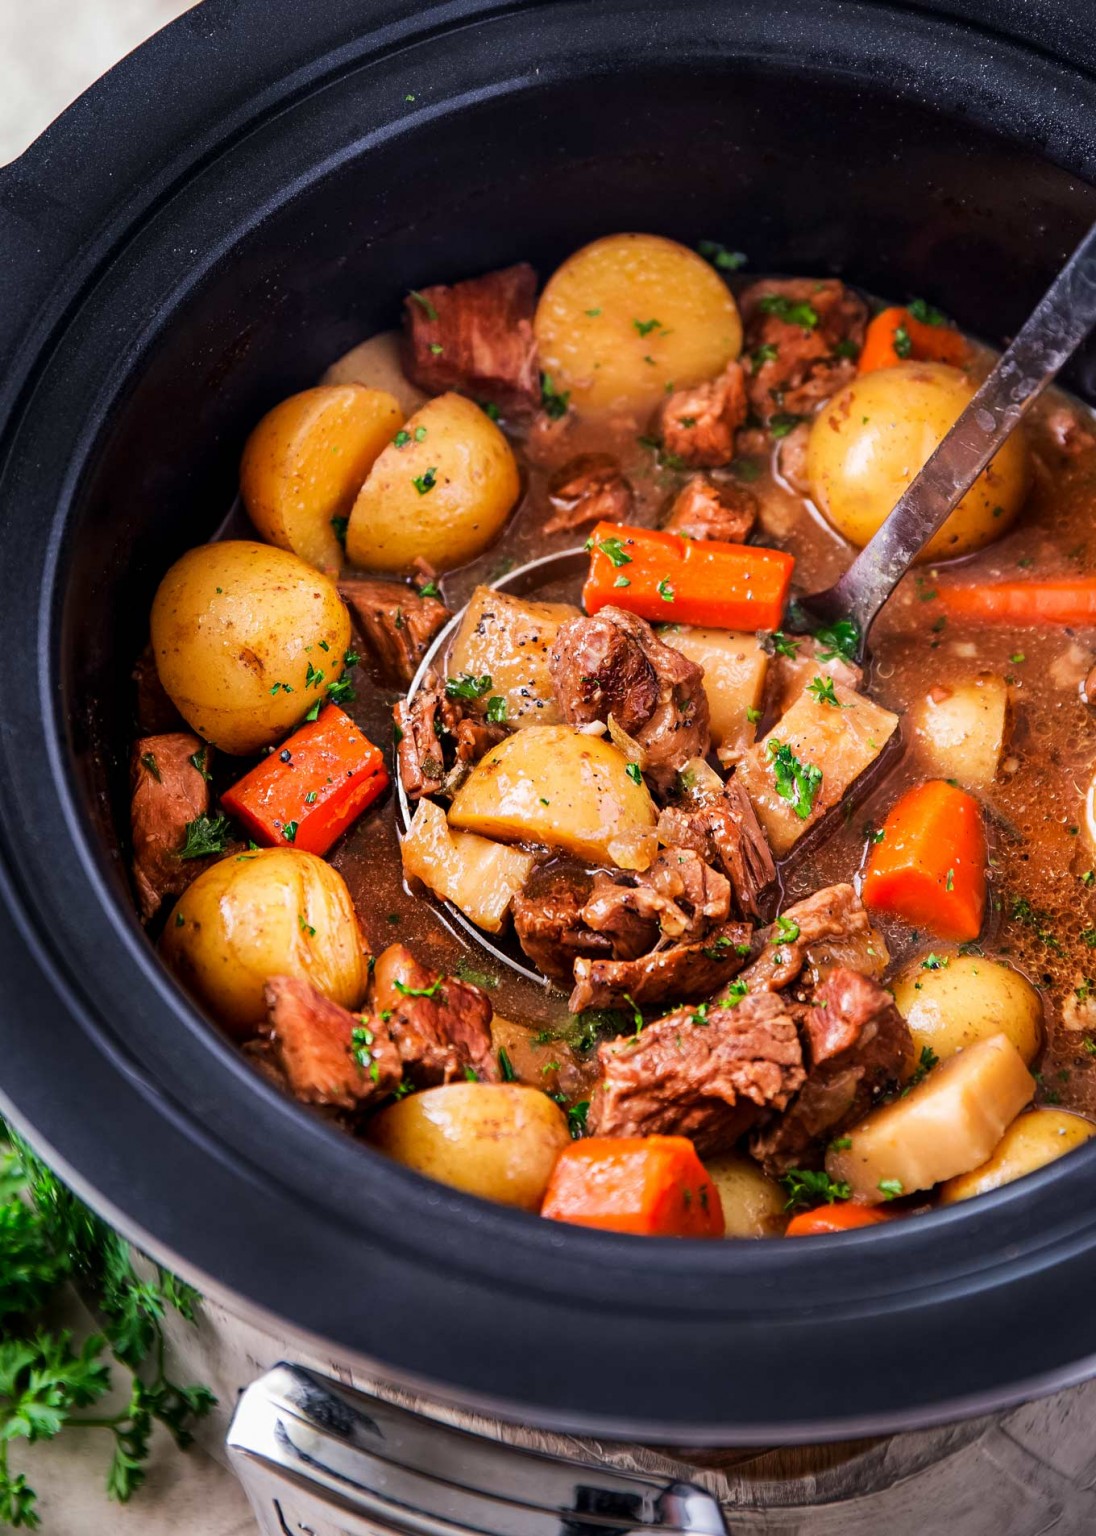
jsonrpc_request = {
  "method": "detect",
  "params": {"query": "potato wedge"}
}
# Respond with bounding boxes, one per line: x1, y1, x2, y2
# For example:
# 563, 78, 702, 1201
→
662, 627, 768, 759
892, 953, 1043, 1068
447, 587, 580, 727
367, 1083, 571, 1209
346, 392, 520, 573
826, 1033, 1034, 1203
401, 799, 534, 933
737, 683, 899, 856
162, 849, 369, 1037
704, 1153, 787, 1238
241, 384, 403, 576
150, 541, 351, 755
534, 233, 743, 416
940, 1107, 1095, 1204
909, 673, 1008, 790
448, 725, 658, 870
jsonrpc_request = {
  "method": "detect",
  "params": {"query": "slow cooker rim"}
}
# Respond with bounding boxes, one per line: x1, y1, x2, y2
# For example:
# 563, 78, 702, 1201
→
3, 0, 1096, 1438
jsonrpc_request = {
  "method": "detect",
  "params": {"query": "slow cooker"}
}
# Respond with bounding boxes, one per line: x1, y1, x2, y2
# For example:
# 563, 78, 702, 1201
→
3, 0, 1096, 1490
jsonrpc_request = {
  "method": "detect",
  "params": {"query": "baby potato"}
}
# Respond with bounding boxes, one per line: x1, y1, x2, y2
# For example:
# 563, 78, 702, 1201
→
151, 541, 351, 755
808, 363, 1030, 561
447, 725, 658, 870
322, 329, 429, 418
367, 1083, 571, 1209
346, 393, 520, 573
939, 1107, 1096, 1204
892, 953, 1043, 1069
241, 384, 403, 576
704, 1153, 787, 1238
161, 849, 369, 1037
909, 673, 1008, 790
534, 233, 743, 416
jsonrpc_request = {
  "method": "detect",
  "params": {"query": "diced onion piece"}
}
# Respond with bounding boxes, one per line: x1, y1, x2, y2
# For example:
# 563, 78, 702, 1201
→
607, 712, 649, 769
825, 1033, 1034, 1204
677, 756, 725, 802
401, 799, 533, 933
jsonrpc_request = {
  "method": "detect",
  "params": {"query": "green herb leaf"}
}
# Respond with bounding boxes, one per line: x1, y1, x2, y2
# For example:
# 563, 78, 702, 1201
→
769, 412, 803, 439
697, 240, 747, 271
540, 372, 570, 420
394, 976, 444, 999
758, 293, 819, 328
139, 752, 161, 783
567, 1101, 590, 1138
179, 814, 231, 860
893, 324, 913, 359
775, 914, 801, 944
633, 318, 662, 336
586, 535, 632, 568
813, 617, 860, 663
625, 762, 643, 785
779, 1168, 851, 1212
759, 630, 800, 659
497, 1047, 516, 1082
412, 467, 438, 495
657, 578, 675, 602
878, 1178, 904, 1200
766, 739, 823, 820
330, 515, 349, 548
807, 675, 843, 708
485, 696, 508, 724
907, 297, 948, 327
446, 672, 493, 701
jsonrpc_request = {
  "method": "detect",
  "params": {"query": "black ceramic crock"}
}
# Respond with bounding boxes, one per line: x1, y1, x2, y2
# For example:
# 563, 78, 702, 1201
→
2, 0, 1096, 1444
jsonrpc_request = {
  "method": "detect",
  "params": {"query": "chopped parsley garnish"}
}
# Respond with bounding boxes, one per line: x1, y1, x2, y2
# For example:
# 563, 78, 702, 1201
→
419, 580, 441, 597
766, 739, 823, 820
394, 976, 444, 999
393, 429, 411, 447
721, 979, 749, 1008
813, 617, 860, 663
179, 813, 231, 859
330, 515, 349, 547
585, 534, 632, 567
746, 706, 762, 724
893, 324, 913, 359
751, 343, 778, 371
775, 914, 801, 944
878, 1179, 904, 1200
540, 371, 570, 420
454, 957, 500, 990
140, 752, 161, 782
327, 674, 357, 706
759, 630, 800, 659
697, 240, 747, 271
832, 337, 860, 359
485, 695, 508, 724
429, 342, 444, 355
769, 412, 803, 439
904, 1045, 940, 1092
269, 681, 293, 695
304, 701, 321, 722
479, 401, 500, 421
282, 820, 298, 843
497, 1047, 516, 1082
624, 993, 645, 1036
414, 425, 428, 442
829, 1136, 852, 1152
446, 672, 493, 701
657, 578, 675, 602
614, 575, 631, 588
412, 466, 438, 495
907, 297, 948, 327
945, 868, 955, 892
758, 293, 819, 328
298, 914, 317, 937
625, 762, 643, 785
701, 934, 737, 960
585, 307, 602, 317
1082, 929, 1096, 948
807, 675, 843, 708
779, 1168, 850, 1212
350, 1024, 376, 1072
633, 318, 662, 336
1009, 894, 1064, 955
408, 289, 438, 321
305, 662, 326, 690
567, 1100, 590, 1138
922, 953, 949, 970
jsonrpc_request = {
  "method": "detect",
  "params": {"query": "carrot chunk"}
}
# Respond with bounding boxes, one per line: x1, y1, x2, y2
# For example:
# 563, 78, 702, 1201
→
939, 579, 1096, 627
582, 521, 793, 632
221, 705, 387, 856
541, 1136, 725, 1237
862, 779, 986, 942
785, 1204, 891, 1237
857, 305, 969, 374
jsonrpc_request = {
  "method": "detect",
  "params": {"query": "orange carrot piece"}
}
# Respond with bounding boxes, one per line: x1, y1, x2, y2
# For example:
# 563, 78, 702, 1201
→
785, 1204, 891, 1237
541, 1136, 725, 1237
862, 779, 987, 942
582, 521, 794, 631
939, 579, 1096, 627
221, 705, 387, 856
858, 305, 969, 374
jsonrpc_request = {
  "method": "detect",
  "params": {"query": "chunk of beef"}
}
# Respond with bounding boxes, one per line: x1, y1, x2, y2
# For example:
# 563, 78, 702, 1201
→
452, 715, 506, 767
569, 920, 752, 1013
130, 732, 214, 922
739, 279, 867, 423
658, 362, 748, 467
264, 976, 402, 1110
340, 577, 451, 687
133, 646, 183, 734
512, 864, 612, 984
736, 883, 883, 996
393, 671, 452, 800
775, 421, 812, 496
582, 849, 731, 952
657, 777, 775, 920
587, 990, 806, 1153
767, 634, 864, 713
373, 943, 498, 1085
549, 606, 709, 791
663, 474, 757, 544
545, 454, 634, 535
402, 262, 539, 416
749, 967, 913, 1175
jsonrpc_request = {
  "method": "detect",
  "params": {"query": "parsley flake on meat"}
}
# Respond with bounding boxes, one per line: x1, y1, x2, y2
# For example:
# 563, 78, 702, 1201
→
757, 293, 819, 328
813, 617, 860, 663
697, 240, 747, 271
394, 976, 445, 999
179, 813, 231, 860
774, 914, 801, 944
766, 739, 823, 820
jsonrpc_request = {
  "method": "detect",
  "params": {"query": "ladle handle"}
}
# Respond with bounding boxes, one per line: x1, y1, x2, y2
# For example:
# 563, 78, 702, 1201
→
811, 220, 1096, 645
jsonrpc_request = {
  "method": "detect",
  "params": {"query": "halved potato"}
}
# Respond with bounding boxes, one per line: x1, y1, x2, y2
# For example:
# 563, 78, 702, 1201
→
736, 683, 900, 856
826, 1033, 1034, 1203
447, 587, 580, 727
892, 953, 1043, 1069
448, 725, 658, 870
400, 799, 534, 933
534, 233, 743, 416
662, 627, 768, 759
241, 384, 403, 576
704, 1153, 787, 1238
367, 1083, 571, 1209
808, 363, 1030, 562
939, 1107, 1095, 1204
346, 392, 520, 573
321, 328, 429, 418
909, 673, 1009, 790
